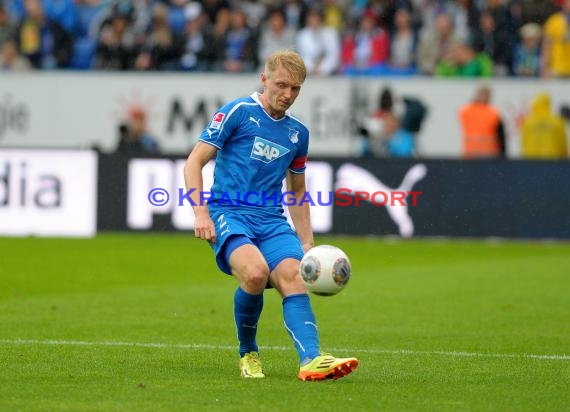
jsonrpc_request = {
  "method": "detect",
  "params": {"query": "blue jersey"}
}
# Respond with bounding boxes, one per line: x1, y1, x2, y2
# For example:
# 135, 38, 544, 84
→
199, 92, 309, 214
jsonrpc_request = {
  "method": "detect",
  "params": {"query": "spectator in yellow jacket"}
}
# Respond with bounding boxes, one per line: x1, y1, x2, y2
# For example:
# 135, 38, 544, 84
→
521, 93, 568, 159
541, 0, 570, 77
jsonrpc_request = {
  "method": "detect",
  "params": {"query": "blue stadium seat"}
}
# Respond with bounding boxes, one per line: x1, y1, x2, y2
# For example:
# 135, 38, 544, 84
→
76, 5, 101, 38
70, 37, 96, 70
6, 0, 25, 21
342, 64, 418, 77
168, 7, 187, 34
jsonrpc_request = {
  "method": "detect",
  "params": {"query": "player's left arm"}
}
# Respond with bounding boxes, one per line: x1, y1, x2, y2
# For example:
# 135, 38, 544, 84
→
286, 171, 314, 253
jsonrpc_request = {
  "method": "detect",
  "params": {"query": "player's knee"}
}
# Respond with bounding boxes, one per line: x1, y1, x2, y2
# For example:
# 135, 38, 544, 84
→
271, 265, 304, 293
284, 269, 304, 288
238, 262, 269, 293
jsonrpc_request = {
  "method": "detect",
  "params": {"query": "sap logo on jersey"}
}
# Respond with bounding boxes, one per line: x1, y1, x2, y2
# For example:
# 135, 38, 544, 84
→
251, 136, 290, 163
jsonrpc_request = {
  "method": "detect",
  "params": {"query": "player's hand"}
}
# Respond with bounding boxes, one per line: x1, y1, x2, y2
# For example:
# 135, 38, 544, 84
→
194, 210, 217, 243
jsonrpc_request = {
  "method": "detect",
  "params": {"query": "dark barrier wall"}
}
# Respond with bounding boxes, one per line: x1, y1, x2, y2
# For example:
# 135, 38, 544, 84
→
97, 154, 129, 232
329, 158, 570, 239
98, 154, 570, 239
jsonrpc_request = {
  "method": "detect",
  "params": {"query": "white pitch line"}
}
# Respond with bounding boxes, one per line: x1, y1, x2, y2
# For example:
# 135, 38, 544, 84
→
1, 338, 569, 361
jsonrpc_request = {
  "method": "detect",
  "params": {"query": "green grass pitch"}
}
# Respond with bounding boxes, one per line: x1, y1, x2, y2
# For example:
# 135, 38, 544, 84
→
1, 234, 569, 411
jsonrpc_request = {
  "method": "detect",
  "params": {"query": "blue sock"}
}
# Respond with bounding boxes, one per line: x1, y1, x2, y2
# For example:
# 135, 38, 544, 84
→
234, 287, 264, 357
283, 293, 320, 364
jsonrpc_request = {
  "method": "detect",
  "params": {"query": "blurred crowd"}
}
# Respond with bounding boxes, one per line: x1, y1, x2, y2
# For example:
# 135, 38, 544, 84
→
1, 0, 569, 77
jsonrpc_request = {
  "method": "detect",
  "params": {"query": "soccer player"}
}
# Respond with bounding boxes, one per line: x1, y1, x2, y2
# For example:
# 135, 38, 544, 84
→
183, 50, 359, 381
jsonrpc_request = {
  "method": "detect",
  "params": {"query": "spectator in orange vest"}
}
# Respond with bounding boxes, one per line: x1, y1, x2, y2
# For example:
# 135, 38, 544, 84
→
458, 85, 506, 158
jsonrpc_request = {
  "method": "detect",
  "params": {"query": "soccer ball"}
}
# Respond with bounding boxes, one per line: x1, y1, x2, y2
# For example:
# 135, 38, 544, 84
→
299, 245, 352, 296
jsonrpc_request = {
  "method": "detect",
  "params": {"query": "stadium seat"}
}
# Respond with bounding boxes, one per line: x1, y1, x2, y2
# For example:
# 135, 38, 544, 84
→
342, 64, 418, 77
76, 5, 101, 38
168, 6, 187, 34
70, 37, 96, 70
6, 0, 25, 21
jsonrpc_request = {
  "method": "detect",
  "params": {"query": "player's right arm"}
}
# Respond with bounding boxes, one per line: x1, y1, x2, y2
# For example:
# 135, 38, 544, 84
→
184, 141, 218, 242
185, 100, 240, 242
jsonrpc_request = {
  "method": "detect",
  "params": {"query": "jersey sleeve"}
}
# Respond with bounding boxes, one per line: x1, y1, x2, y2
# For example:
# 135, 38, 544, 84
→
198, 102, 241, 150
288, 127, 309, 174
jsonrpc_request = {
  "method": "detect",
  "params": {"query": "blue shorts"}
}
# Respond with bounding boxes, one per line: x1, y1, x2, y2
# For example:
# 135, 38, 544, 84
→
208, 207, 304, 275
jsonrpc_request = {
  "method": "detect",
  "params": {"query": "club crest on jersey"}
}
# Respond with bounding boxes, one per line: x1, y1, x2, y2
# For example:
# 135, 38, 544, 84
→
251, 136, 290, 163
209, 112, 225, 130
288, 128, 299, 144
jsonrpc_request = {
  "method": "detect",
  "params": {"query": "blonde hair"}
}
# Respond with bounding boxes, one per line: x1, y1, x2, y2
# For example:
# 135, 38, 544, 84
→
264, 50, 307, 84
